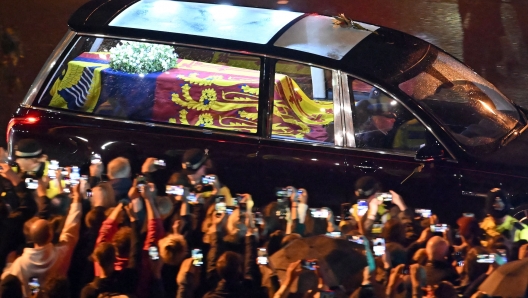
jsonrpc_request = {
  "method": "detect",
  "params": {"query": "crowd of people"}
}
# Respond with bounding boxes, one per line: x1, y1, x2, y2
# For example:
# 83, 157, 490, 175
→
1, 138, 528, 298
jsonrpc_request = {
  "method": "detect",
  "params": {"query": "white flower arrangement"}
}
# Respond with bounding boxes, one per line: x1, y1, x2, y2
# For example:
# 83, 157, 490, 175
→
109, 41, 178, 74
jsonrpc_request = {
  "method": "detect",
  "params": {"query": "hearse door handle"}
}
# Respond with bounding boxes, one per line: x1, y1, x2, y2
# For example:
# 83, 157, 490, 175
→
353, 161, 383, 172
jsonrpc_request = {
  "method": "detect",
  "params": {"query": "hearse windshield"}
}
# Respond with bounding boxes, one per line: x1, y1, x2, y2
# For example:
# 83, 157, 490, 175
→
398, 51, 520, 153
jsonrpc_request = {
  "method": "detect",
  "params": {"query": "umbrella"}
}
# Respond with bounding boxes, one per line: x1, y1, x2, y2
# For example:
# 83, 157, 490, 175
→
479, 257, 528, 298
269, 235, 367, 292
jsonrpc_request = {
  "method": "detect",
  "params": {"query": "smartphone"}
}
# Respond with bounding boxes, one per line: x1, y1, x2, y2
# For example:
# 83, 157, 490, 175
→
372, 238, 386, 256
239, 202, 247, 213
28, 277, 40, 295
310, 208, 329, 219
415, 208, 432, 218
275, 187, 289, 197
476, 254, 495, 263
495, 249, 508, 265
148, 246, 159, 260
430, 224, 448, 233
201, 175, 216, 185
63, 179, 71, 193
347, 235, 364, 244
86, 189, 93, 198
70, 166, 80, 181
91, 153, 102, 165
25, 178, 38, 190
342, 203, 352, 220
326, 231, 341, 238
254, 212, 264, 225
357, 200, 368, 216
401, 265, 410, 275
226, 206, 235, 215
166, 185, 184, 196
457, 260, 465, 267
215, 196, 226, 215
154, 159, 166, 168
301, 260, 317, 270
48, 160, 59, 179
377, 192, 392, 202
192, 248, 203, 266
137, 175, 146, 192
186, 192, 197, 203
463, 213, 475, 217
257, 248, 268, 265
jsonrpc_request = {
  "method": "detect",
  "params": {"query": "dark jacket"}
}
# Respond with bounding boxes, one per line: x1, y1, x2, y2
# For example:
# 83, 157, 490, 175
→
424, 260, 460, 286
356, 118, 394, 149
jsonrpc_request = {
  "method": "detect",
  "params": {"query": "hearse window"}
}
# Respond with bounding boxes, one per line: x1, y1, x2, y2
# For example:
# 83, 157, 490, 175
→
350, 79, 427, 153
37, 37, 261, 134
270, 61, 335, 144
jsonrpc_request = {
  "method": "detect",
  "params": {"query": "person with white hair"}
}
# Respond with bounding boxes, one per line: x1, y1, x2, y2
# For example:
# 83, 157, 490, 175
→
424, 236, 459, 286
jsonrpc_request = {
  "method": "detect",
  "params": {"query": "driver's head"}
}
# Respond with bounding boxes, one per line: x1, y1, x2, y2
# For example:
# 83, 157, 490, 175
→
372, 114, 396, 133
367, 93, 397, 133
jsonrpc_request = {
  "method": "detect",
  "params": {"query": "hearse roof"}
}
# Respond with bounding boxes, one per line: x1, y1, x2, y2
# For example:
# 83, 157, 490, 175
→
69, 0, 432, 84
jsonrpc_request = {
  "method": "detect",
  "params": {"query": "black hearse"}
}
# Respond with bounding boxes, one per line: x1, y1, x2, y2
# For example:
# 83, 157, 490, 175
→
8, 0, 528, 223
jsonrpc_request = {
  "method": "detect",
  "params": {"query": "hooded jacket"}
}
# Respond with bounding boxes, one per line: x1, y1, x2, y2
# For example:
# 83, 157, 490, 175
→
1, 202, 82, 297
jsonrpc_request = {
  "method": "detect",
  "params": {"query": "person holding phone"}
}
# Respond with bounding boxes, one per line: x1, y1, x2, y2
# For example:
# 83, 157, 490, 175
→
423, 236, 459, 286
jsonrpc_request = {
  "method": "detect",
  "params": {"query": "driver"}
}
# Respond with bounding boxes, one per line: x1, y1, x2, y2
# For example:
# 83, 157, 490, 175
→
356, 102, 397, 149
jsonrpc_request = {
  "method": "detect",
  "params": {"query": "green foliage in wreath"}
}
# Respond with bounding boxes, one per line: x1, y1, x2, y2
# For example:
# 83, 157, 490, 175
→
109, 41, 178, 74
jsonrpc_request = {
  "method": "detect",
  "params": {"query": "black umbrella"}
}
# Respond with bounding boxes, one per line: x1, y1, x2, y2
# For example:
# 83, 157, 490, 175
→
479, 257, 528, 298
269, 235, 367, 292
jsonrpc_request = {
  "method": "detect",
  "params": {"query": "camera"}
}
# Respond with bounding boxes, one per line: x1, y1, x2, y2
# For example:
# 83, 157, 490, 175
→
310, 208, 329, 219
48, 160, 59, 179
148, 246, 159, 260
430, 224, 448, 233
192, 248, 203, 266
166, 185, 184, 196
25, 178, 38, 190
91, 153, 102, 165
257, 248, 268, 265
372, 238, 386, 256
415, 208, 431, 218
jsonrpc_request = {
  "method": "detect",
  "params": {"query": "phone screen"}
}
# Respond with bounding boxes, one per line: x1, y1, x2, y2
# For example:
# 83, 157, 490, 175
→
91, 154, 101, 164
377, 192, 392, 202
70, 166, 80, 181
254, 212, 264, 225
201, 175, 216, 185
215, 198, 226, 214
372, 238, 386, 256
415, 208, 432, 218
326, 232, 341, 238
187, 193, 197, 203
275, 188, 289, 197
310, 208, 328, 219
25, 178, 38, 190
301, 260, 316, 270
154, 159, 166, 168
28, 277, 40, 294
477, 254, 495, 263
257, 248, 268, 265
148, 246, 159, 260
357, 200, 368, 216
192, 249, 203, 266
48, 160, 59, 178
347, 235, 364, 244
463, 213, 475, 217
166, 185, 184, 196
430, 224, 448, 233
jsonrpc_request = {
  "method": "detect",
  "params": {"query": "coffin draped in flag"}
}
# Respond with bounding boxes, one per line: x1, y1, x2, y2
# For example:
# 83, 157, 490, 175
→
48, 52, 333, 140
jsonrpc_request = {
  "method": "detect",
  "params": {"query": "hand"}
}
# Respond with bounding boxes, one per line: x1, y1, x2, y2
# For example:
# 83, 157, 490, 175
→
0, 148, 8, 163
54, 169, 62, 181
177, 258, 201, 288
89, 162, 104, 177
286, 186, 298, 202
417, 226, 433, 243
147, 255, 164, 279
37, 176, 48, 197
366, 197, 382, 218
0, 163, 21, 186
141, 157, 157, 173
172, 219, 181, 234
6, 251, 17, 264
410, 263, 425, 289
92, 186, 105, 207
128, 178, 140, 200
210, 212, 227, 233
284, 260, 302, 285
387, 264, 406, 295
140, 182, 157, 201
389, 190, 406, 211
72, 182, 82, 203
124, 204, 136, 222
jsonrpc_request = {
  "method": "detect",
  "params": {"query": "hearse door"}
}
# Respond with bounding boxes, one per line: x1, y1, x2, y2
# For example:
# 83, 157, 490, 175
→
344, 77, 461, 223
256, 61, 347, 210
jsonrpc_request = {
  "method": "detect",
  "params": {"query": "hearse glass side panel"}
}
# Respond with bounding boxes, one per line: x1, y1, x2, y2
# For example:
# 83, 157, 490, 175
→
35, 37, 262, 134
258, 59, 347, 209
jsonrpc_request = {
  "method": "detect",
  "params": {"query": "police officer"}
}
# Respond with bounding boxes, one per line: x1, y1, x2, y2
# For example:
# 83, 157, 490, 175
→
480, 188, 528, 243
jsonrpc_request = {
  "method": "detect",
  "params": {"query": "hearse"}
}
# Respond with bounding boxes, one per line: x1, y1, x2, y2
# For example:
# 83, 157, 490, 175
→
8, 0, 528, 223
